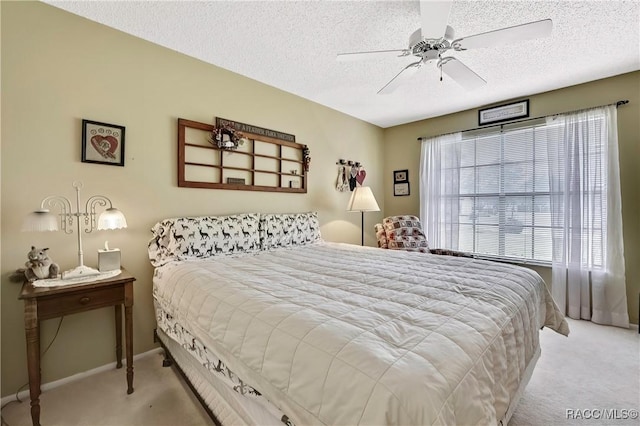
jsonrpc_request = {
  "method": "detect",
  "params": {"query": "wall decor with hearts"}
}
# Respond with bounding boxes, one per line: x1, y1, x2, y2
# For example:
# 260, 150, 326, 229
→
335, 159, 367, 192
81, 119, 126, 167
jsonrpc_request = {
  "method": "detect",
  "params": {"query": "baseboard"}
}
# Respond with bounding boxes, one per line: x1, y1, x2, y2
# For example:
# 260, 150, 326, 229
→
1, 347, 162, 406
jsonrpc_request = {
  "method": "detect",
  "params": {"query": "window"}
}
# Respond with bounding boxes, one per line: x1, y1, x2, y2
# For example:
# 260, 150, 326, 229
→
457, 125, 551, 262
422, 114, 607, 265
422, 105, 626, 325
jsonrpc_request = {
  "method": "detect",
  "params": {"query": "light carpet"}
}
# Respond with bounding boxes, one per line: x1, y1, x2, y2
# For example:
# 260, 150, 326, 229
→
1, 351, 213, 426
2, 319, 638, 426
509, 318, 639, 426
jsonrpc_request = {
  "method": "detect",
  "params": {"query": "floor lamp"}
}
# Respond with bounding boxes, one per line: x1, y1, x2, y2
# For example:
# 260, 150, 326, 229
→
347, 186, 380, 246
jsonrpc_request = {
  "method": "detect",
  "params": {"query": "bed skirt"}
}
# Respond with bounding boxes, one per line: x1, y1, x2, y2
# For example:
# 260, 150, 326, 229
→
156, 328, 291, 426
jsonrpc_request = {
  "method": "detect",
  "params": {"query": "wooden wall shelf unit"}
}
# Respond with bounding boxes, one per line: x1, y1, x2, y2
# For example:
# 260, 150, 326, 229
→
178, 118, 307, 193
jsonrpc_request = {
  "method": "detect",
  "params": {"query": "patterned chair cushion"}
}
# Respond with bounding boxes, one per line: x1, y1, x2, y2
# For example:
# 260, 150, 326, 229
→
374, 223, 388, 249
374, 215, 471, 257
382, 215, 430, 253
260, 212, 321, 249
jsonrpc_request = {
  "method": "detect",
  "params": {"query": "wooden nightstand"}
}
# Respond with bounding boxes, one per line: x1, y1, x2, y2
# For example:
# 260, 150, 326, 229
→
18, 269, 136, 426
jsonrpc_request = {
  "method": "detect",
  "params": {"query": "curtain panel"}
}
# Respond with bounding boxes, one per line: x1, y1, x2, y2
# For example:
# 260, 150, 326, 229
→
420, 133, 462, 249
419, 105, 628, 328
546, 105, 628, 327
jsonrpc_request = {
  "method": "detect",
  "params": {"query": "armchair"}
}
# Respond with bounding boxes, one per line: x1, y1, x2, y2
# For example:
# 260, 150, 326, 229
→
375, 215, 472, 257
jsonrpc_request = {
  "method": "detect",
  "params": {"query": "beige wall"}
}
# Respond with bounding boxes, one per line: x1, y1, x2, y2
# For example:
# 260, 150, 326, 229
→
383, 71, 640, 325
0, 2, 385, 396
2, 1, 638, 400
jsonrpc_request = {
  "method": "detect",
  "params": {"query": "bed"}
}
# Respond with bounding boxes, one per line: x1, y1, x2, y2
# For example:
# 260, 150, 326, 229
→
149, 212, 569, 426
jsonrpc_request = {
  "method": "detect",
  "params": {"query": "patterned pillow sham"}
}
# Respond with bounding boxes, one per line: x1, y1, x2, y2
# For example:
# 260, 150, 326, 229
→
148, 214, 261, 266
169, 214, 261, 261
382, 215, 430, 253
260, 212, 321, 249
292, 212, 322, 245
148, 212, 322, 266
148, 220, 177, 267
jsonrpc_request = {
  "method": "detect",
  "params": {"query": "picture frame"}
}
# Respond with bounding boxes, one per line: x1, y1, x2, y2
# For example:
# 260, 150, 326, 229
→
394, 182, 410, 196
394, 169, 408, 183
478, 100, 529, 126
81, 119, 125, 167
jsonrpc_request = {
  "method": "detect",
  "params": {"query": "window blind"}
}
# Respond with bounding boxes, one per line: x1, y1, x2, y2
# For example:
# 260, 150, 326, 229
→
430, 113, 607, 264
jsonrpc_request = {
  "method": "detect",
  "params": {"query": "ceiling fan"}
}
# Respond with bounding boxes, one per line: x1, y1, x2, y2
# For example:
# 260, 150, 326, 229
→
337, 1, 552, 94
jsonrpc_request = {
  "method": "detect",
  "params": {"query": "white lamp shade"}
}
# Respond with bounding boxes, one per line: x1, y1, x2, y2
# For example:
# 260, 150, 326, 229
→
97, 208, 128, 230
347, 186, 380, 212
22, 210, 59, 232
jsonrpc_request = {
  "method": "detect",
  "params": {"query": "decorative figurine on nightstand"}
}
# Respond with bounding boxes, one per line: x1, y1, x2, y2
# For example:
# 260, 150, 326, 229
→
12, 246, 60, 282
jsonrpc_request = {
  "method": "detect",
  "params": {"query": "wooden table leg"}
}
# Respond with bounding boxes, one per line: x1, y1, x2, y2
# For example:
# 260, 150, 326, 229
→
115, 305, 123, 368
124, 282, 134, 394
24, 299, 41, 426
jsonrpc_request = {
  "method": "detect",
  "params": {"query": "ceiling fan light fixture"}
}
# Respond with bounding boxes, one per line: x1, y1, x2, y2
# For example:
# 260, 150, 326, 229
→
336, 2, 552, 94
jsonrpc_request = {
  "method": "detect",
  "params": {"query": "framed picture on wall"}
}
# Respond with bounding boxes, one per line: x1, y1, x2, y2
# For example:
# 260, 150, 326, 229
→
394, 182, 410, 196
478, 100, 529, 126
81, 119, 126, 167
394, 169, 408, 183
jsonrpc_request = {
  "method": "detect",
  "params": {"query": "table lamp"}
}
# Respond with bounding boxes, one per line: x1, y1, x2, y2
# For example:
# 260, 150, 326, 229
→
22, 181, 127, 279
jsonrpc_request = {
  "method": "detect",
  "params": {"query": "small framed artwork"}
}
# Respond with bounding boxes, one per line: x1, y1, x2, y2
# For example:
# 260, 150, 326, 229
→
81, 119, 125, 166
394, 182, 410, 196
478, 100, 529, 126
394, 169, 408, 183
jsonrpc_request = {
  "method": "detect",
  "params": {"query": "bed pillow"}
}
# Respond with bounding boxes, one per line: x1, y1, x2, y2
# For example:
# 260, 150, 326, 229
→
169, 214, 261, 260
291, 212, 322, 245
148, 220, 177, 267
382, 215, 430, 253
148, 214, 261, 266
260, 212, 321, 249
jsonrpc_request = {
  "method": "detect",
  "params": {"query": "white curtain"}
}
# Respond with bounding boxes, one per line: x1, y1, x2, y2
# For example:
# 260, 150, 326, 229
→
420, 132, 462, 249
547, 105, 629, 327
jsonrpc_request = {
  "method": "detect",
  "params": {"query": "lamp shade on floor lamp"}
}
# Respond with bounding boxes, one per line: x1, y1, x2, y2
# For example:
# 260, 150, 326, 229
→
347, 186, 380, 246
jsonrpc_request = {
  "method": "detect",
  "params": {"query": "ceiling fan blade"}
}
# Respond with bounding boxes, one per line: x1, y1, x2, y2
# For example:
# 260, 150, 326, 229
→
439, 57, 486, 90
419, 1, 453, 39
453, 19, 553, 51
337, 49, 410, 62
378, 61, 422, 95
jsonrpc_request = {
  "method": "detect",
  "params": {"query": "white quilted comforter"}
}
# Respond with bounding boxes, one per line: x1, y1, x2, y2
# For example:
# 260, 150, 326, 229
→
153, 242, 568, 426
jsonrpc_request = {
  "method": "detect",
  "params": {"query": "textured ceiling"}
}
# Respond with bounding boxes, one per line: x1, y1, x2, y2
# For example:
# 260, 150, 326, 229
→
45, 1, 640, 128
